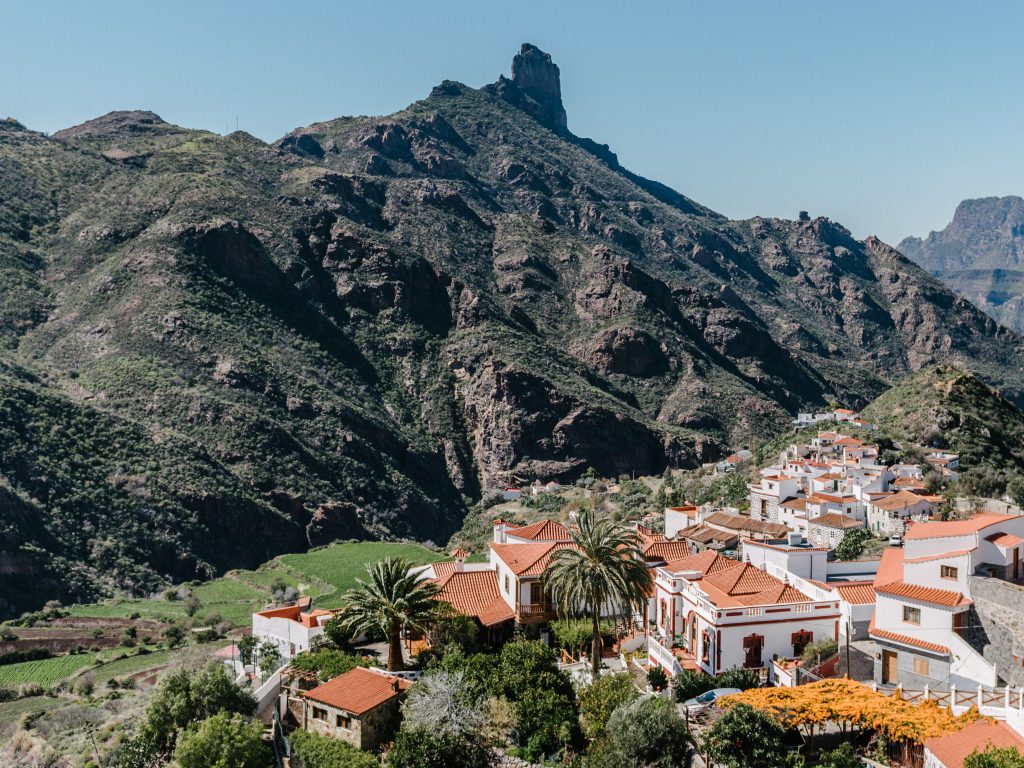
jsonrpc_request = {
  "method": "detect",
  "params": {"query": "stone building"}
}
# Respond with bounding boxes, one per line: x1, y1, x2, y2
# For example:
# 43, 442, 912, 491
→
301, 667, 411, 750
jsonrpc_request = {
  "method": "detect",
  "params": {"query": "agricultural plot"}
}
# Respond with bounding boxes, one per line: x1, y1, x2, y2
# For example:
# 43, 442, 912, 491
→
0, 654, 97, 686
279, 541, 447, 593
0, 695, 62, 735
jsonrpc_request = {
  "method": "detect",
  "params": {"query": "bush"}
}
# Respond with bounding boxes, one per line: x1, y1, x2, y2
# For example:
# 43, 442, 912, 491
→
578, 673, 639, 740
0, 647, 52, 666
705, 703, 786, 768
715, 667, 762, 691
589, 696, 690, 768
672, 668, 712, 702
964, 746, 1024, 768
289, 648, 369, 682
174, 712, 269, 768
835, 529, 870, 561
800, 638, 838, 665
818, 742, 863, 768
647, 665, 668, 691
386, 727, 493, 768
290, 729, 379, 768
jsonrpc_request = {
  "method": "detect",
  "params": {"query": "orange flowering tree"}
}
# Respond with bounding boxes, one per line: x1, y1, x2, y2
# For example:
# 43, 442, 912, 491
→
719, 678, 979, 747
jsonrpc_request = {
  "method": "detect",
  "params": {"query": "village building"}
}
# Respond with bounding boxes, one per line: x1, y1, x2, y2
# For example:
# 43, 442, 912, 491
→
742, 538, 879, 640
252, 598, 334, 660
666, 505, 788, 552
647, 549, 842, 678
870, 513, 1024, 690
300, 667, 411, 750
866, 490, 939, 537
806, 512, 865, 549
417, 549, 515, 645
923, 719, 1024, 768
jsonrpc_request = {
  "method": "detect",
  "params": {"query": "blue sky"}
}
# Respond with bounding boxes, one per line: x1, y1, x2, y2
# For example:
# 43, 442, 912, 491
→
3, 1, 1022, 244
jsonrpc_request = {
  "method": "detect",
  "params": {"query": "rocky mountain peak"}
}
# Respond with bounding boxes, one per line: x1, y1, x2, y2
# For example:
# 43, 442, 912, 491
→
505, 43, 568, 133
53, 110, 175, 140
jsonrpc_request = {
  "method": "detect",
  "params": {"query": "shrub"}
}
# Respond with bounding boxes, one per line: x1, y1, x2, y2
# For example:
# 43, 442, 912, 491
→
589, 696, 690, 768
705, 702, 787, 768
174, 712, 269, 768
800, 638, 838, 665
715, 667, 762, 691
672, 668, 712, 702
578, 673, 638, 740
290, 729, 379, 768
647, 665, 668, 691
386, 727, 493, 768
289, 648, 369, 682
818, 742, 863, 768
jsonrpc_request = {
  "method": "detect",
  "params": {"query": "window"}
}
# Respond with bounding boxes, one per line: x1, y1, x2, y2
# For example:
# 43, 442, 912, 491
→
903, 605, 921, 624
701, 630, 711, 663
791, 630, 813, 657
504, 574, 510, 594
312, 706, 328, 721
336, 713, 351, 730
940, 565, 958, 579
913, 657, 930, 676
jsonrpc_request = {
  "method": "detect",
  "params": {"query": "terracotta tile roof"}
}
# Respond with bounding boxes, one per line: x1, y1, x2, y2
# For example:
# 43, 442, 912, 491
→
925, 720, 1024, 768
255, 605, 333, 628
667, 505, 698, 513
504, 519, 571, 541
809, 513, 864, 529
450, 548, 468, 558
780, 498, 807, 511
875, 581, 971, 607
303, 667, 411, 714
697, 562, 815, 608
737, 583, 813, 606
987, 532, 1024, 548
872, 490, 935, 512
905, 513, 1016, 541
661, 549, 730, 576
805, 493, 846, 504
642, 540, 694, 562
434, 570, 514, 627
874, 547, 905, 585
430, 561, 457, 580
488, 540, 575, 576
833, 582, 876, 605
703, 512, 789, 537
904, 549, 975, 564
869, 617, 950, 655
677, 524, 738, 545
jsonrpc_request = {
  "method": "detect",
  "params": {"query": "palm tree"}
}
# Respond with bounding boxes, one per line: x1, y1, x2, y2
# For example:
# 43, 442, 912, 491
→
546, 509, 653, 676
340, 557, 440, 671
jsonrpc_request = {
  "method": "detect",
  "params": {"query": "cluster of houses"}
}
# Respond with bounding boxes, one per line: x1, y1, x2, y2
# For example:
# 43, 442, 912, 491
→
226, 412, 1024, 766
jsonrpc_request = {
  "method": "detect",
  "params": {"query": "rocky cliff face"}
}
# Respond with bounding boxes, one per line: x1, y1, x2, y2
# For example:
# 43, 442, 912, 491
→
899, 196, 1024, 330
3, 46, 1024, 614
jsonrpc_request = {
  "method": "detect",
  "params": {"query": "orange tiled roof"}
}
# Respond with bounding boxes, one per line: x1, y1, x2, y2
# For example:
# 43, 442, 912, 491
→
869, 617, 950, 655
661, 549, 732, 576
434, 569, 514, 627
303, 667, 411, 714
833, 582, 876, 605
504, 519, 571, 541
450, 548, 468, 558
255, 605, 334, 628
874, 547, 905, 585
488, 540, 576, 576
643, 540, 693, 562
677, 524, 737, 546
875, 581, 971, 607
704, 512, 790, 537
698, 562, 815, 608
809, 513, 864, 529
872, 490, 935, 512
987, 532, 1024, 548
925, 720, 1024, 768
905, 513, 1015, 540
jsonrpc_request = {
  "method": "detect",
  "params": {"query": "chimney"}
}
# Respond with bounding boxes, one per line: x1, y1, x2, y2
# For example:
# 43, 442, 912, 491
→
452, 548, 468, 572
492, 519, 507, 544
392, 678, 401, 692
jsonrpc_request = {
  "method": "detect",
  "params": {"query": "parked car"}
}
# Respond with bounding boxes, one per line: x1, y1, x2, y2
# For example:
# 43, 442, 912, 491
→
680, 687, 742, 713
888, 534, 903, 547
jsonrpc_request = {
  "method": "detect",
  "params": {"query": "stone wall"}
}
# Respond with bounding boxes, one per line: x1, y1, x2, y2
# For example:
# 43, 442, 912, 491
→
969, 576, 1024, 687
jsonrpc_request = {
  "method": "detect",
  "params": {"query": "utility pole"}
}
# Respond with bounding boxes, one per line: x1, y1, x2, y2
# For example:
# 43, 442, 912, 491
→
845, 618, 852, 679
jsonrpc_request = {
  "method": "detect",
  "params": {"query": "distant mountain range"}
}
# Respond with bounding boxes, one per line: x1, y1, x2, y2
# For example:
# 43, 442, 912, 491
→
3, 44, 1024, 616
899, 196, 1024, 332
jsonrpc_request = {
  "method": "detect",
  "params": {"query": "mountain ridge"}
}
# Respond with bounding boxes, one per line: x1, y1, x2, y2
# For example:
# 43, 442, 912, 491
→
2, 44, 1024, 615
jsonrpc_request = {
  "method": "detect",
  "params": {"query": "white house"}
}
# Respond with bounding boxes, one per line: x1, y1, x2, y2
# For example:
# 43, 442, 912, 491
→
866, 490, 938, 537
252, 599, 334, 660
807, 513, 865, 549
870, 513, 1024, 690
648, 549, 841, 678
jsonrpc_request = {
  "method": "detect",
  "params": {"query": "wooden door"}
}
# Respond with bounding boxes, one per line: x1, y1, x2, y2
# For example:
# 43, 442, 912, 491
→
1014, 547, 1020, 580
882, 650, 898, 684
952, 612, 963, 636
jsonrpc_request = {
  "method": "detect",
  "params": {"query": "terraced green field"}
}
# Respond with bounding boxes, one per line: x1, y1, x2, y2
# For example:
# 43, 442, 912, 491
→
279, 541, 447, 594
90, 649, 176, 683
0, 654, 97, 686
0, 695, 62, 735
61, 540, 453, 627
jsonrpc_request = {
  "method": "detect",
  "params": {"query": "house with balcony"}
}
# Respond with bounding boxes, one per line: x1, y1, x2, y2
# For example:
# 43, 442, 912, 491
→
647, 549, 841, 678
417, 550, 515, 645
869, 513, 1024, 690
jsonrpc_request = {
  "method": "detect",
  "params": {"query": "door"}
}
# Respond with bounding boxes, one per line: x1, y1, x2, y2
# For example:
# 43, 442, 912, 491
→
1014, 547, 1020, 580
529, 581, 545, 609
882, 650, 898, 685
952, 612, 964, 637
743, 634, 764, 669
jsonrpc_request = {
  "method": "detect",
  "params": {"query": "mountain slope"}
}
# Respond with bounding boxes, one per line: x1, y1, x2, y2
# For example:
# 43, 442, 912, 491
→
2, 45, 1024, 614
899, 196, 1024, 331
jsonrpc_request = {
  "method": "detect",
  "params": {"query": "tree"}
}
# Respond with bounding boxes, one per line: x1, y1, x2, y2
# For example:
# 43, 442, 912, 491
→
965, 746, 1024, 768
174, 712, 269, 768
716, 667, 762, 692
647, 665, 668, 691
183, 594, 202, 617
141, 664, 256, 752
322, 614, 354, 650
545, 508, 652, 675
387, 727, 493, 768
289, 648, 368, 682
258, 641, 281, 678
290, 729, 379, 768
589, 696, 690, 768
818, 742, 864, 768
340, 557, 440, 671
835, 529, 871, 561
578, 673, 638, 740
236, 634, 257, 668
428, 602, 479, 652
705, 703, 787, 768
402, 670, 486, 738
